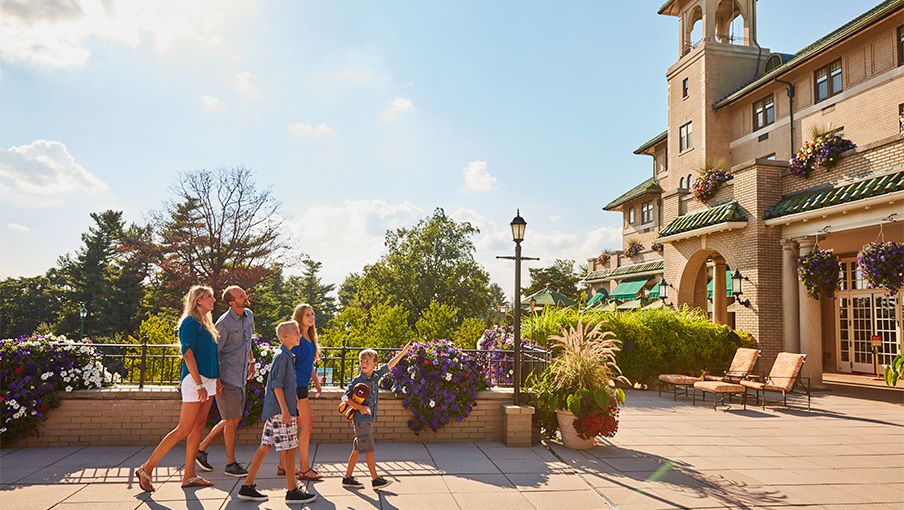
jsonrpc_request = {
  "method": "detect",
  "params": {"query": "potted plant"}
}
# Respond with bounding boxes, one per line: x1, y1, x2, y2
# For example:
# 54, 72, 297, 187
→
857, 241, 904, 296
527, 320, 627, 449
798, 249, 842, 299
625, 240, 643, 257
692, 160, 732, 203
789, 127, 856, 177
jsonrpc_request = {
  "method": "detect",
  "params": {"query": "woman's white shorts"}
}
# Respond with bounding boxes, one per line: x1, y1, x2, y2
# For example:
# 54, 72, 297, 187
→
181, 375, 217, 402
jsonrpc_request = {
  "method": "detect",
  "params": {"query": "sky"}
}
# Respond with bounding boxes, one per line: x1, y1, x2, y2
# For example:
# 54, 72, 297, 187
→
0, 0, 881, 301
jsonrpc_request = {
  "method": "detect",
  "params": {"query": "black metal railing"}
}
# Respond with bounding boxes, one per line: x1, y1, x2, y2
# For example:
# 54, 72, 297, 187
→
58, 340, 551, 390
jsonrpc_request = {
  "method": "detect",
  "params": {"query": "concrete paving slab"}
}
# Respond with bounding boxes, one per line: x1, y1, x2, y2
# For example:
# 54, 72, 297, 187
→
504, 471, 590, 492
0, 483, 87, 509
56, 502, 143, 510
491, 457, 569, 474
145, 477, 237, 501
451, 490, 538, 510
521, 488, 612, 510
440, 473, 517, 493
430, 455, 500, 474
379, 492, 460, 510
136, 498, 226, 510
59, 480, 153, 503
0, 467, 45, 484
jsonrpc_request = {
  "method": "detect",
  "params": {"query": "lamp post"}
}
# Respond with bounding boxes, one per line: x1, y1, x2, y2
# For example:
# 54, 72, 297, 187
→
79, 306, 87, 341
496, 210, 539, 405
731, 270, 751, 307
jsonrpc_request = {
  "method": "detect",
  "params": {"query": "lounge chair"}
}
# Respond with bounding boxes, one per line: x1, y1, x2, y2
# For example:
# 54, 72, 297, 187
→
693, 379, 747, 410
658, 347, 760, 401
740, 352, 809, 410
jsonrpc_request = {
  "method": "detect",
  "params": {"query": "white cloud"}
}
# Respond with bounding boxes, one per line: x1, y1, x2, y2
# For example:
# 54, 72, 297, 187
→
0, 0, 244, 67
7, 223, 29, 232
549, 215, 561, 222
285, 199, 424, 284
0, 140, 108, 208
289, 122, 333, 136
381, 97, 415, 119
462, 161, 497, 191
201, 95, 224, 110
233, 72, 263, 98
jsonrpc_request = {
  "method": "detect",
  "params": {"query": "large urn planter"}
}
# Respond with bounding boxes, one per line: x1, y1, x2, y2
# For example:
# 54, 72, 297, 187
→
555, 409, 595, 450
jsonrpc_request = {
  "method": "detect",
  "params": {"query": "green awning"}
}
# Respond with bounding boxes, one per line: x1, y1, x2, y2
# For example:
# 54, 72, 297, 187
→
617, 298, 645, 310
586, 290, 609, 308
707, 270, 734, 298
708, 301, 737, 313
610, 278, 649, 300
649, 277, 662, 298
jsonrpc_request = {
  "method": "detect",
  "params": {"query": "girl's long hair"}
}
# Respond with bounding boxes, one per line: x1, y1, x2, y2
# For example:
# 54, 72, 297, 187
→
177, 285, 219, 342
292, 303, 320, 358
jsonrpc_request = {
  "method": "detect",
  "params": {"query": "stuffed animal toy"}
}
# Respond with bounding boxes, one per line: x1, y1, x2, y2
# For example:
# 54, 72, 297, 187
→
338, 382, 371, 420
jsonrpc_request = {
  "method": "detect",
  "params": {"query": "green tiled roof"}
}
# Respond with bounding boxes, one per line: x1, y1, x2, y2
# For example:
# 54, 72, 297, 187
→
604, 178, 663, 211
606, 260, 664, 279
765, 170, 904, 220
714, 0, 902, 110
582, 268, 611, 283
658, 200, 747, 238
634, 130, 668, 155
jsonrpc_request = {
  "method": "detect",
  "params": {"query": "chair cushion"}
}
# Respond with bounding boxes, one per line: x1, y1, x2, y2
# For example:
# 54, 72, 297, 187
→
740, 380, 764, 390
765, 353, 806, 392
728, 348, 760, 374
694, 381, 745, 393
659, 374, 700, 385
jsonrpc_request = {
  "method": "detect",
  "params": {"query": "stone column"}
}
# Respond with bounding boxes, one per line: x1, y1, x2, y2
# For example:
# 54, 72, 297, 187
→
797, 237, 823, 388
781, 239, 800, 353
713, 258, 728, 325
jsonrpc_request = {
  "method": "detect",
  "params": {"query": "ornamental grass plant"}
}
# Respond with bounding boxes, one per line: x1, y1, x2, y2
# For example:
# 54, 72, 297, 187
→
528, 320, 627, 440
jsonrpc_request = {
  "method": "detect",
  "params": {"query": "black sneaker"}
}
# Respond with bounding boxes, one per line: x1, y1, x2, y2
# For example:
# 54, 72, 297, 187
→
224, 462, 249, 477
342, 476, 363, 488
286, 488, 316, 503
195, 450, 213, 472
372, 476, 393, 490
237, 484, 268, 501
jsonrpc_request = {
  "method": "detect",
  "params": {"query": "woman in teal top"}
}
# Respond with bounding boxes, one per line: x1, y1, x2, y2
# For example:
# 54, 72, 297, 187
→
136, 285, 221, 492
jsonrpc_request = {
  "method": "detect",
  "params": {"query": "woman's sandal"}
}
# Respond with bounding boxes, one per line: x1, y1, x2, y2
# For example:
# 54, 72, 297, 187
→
276, 467, 303, 477
136, 465, 155, 492
181, 476, 213, 488
300, 468, 324, 480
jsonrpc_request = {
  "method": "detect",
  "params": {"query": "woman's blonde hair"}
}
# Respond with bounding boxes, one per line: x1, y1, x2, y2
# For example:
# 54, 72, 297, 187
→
177, 285, 219, 342
292, 303, 320, 358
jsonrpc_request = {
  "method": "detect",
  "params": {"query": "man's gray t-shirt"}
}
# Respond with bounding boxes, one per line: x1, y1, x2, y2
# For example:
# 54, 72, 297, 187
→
215, 308, 255, 387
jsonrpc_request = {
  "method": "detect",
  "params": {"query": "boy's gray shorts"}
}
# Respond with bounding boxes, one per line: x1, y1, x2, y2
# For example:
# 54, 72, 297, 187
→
353, 422, 375, 454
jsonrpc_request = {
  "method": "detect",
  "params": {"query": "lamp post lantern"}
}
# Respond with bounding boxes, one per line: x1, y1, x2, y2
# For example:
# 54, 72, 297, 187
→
496, 210, 539, 405
79, 306, 87, 341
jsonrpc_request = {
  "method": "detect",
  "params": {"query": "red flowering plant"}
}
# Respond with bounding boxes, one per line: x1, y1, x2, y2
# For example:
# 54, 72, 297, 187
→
597, 251, 612, 265
527, 320, 627, 440
798, 249, 842, 299
857, 241, 904, 297
380, 339, 489, 434
692, 162, 733, 203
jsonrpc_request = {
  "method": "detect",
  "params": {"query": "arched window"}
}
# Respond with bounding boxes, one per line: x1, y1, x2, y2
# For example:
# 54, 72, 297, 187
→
679, 177, 685, 188
687, 174, 693, 188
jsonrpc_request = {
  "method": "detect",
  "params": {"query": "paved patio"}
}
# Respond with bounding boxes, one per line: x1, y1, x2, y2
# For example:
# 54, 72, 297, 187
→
1, 379, 902, 509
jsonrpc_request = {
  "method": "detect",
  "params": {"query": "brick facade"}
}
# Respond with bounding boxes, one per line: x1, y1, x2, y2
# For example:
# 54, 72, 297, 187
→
7, 387, 533, 448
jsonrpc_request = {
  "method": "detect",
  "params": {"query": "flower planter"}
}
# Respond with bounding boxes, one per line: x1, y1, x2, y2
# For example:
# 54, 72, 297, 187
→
555, 409, 595, 450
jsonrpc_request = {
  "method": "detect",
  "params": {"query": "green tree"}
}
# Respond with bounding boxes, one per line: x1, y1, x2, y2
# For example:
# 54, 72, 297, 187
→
452, 317, 487, 349
357, 208, 492, 325
337, 273, 361, 310
367, 304, 416, 349
0, 275, 63, 338
147, 166, 293, 313
251, 267, 295, 337
288, 259, 338, 329
523, 259, 583, 303
415, 301, 458, 341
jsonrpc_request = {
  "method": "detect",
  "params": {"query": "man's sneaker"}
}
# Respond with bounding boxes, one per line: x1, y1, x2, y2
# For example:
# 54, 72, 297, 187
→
286, 488, 317, 504
342, 476, 364, 488
237, 484, 268, 501
195, 450, 213, 472
372, 476, 393, 490
224, 462, 249, 477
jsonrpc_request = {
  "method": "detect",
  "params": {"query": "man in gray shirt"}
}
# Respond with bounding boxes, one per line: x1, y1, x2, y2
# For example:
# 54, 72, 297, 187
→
196, 286, 256, 477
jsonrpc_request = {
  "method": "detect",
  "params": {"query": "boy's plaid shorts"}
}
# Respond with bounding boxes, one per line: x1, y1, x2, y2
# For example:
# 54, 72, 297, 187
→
260, 415, 298, 452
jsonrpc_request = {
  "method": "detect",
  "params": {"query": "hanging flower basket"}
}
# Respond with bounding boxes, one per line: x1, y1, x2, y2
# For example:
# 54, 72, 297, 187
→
651, 242, 663, 253
692, 164, 732, 203
798, 249, 842, 299
789, 133, 856, 177
899, 113, 904, 139
857, 242, 904, 296
625, 240, 643, 257
597, 251, 611, 265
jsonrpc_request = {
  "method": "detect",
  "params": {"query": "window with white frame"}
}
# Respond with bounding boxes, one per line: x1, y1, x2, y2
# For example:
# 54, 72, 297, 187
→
753, 93, 774, 130
815, 59, 842, 102
627, 208, 635, 225
641, 201, 653, 224
679, 122, 693, 151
